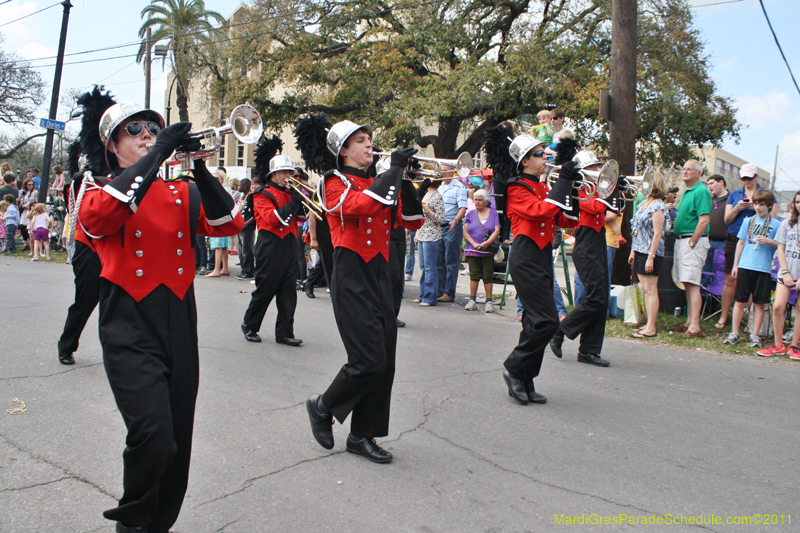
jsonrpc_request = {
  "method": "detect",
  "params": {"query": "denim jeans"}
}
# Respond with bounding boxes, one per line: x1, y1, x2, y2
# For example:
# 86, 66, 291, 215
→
437, 222, 462, 298
573, 245, 616, 313
195, 234, 207, 269
5, 224, 17, 253
405, 230, 416, 278
418, 240, 440, 305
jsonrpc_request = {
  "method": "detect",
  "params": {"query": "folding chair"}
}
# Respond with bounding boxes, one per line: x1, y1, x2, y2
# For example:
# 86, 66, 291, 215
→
701, 248, 725, 321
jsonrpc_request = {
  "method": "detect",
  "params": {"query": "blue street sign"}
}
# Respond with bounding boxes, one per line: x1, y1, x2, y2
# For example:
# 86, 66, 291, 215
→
39, 118, 66, 131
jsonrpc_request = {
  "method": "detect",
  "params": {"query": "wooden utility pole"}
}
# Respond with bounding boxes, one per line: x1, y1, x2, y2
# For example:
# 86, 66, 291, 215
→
609, 0, 637, 286
144, 28, 152, 109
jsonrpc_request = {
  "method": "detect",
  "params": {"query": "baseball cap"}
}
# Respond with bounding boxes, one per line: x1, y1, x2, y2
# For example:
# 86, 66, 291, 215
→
740, 163, 758, 179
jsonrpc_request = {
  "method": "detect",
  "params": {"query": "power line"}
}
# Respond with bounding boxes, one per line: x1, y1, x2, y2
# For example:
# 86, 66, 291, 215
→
691, 0, 746, 7
0, 1, 60, 28
758, 0, 800, 97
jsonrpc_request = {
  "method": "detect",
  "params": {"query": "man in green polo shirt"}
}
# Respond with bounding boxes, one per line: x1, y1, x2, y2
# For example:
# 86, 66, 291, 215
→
673, 159, 712, 337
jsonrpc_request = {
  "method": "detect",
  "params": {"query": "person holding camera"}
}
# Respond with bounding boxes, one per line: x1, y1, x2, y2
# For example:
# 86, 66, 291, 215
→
462, 188, 500, 312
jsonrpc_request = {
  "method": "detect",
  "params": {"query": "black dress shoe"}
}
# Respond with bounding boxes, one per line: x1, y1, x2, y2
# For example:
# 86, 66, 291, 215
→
58, 350, 75, 365
524, 380, 547, 404
306, 394, 334, 449
346, 435, 393, 463
550, 330, 564, 358
241, 322, 261, 342
503, 369, 528, 405
396, 319, 406, 328
276, 336, 302, 346
578, 352, 611, 367
305, 279, 315, 298
116, 522, 148, 533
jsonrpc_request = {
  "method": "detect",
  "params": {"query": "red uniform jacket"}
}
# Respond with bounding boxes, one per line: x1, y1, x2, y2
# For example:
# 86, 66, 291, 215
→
506, 176, 578, 250
252, 183, 306, 238
576, 189, 613, 233
323, 169, 423, 263
79, 177, 243, 302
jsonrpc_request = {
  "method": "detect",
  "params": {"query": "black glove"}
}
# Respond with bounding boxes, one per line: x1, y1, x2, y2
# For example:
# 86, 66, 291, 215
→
151, 122, 192, 159
391, 147, 418, 169
192, 159, 235, 221
558, 160, 582, 182
177, 136, 202, 154
290, 189, 306, 211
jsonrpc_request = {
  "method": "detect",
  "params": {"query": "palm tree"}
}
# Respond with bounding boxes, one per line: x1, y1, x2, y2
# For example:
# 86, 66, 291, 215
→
137, 0, 226, 122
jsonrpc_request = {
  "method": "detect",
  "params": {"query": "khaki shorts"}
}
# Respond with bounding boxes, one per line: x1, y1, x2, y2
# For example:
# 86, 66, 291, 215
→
672, 236, 710, 286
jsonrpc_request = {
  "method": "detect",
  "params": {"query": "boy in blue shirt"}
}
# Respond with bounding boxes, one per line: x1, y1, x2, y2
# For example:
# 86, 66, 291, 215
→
2, 194, 19, 254
723, 189, 781, 347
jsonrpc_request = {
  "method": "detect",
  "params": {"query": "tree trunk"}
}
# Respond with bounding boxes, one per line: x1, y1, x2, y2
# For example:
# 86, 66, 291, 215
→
176, 75, 189, 123
432, 116, 462, 158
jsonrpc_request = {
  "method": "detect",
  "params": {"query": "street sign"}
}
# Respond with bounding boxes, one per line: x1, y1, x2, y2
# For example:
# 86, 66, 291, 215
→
39, 118, 66, 131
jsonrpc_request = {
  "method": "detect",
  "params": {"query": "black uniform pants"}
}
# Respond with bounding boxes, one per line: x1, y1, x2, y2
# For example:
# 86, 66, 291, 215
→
558, 226, 608, 354
57, 241, 101, 355
307, 217, 334, 289
243, 230, 298, 337
504, 236, 558, 381
321, 248, 397, 438
296, 230, 307, 281
238, 225, 255, 277
389, 236, 406, 317
98, 282, 199, 533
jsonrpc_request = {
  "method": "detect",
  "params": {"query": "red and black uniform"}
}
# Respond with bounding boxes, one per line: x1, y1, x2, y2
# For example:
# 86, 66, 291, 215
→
556, 189, 618, 355
318, 166, 423, 438
57, 171, 103, 359
503, 173, 578, 382
79, 150, 242, 532
242, 181, 306, 338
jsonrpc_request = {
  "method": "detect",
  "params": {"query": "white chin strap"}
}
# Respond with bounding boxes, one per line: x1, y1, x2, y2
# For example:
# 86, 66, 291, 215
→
110, 142, 136, 168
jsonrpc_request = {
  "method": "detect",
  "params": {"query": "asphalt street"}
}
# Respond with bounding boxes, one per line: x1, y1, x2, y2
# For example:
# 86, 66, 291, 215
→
0, 255, 797, 533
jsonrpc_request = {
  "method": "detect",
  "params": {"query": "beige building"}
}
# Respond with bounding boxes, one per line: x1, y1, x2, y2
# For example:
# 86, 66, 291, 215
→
697, 145, 770, 190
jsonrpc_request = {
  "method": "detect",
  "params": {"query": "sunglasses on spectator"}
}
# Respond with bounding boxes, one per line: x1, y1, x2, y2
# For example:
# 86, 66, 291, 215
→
124, 121, 161, 138
551, 116, 563, 120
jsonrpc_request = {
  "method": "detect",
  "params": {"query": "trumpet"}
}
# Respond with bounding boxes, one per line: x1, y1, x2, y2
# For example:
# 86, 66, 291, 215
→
285, 176, 324, 220
371, 151, 475, 181
167, 104, 263, 169
620, 166, 655, 199
546, 159, 619, 201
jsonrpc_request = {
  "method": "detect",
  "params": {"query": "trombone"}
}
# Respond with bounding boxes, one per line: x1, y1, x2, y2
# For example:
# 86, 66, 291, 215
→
285, 176, 324, 220
167, 104, 263, 170
546, 159, 619, 201
620, 166, 655, 199
371, 151, 476, 181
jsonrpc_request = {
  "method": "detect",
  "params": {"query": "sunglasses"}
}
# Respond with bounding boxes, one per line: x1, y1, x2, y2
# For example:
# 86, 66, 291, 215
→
530, 150, 546, 158
741, 176, 756, 180
124, 121, 161, 138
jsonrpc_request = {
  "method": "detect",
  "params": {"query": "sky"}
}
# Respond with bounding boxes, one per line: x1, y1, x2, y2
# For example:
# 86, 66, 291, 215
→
1, 0, 798, 189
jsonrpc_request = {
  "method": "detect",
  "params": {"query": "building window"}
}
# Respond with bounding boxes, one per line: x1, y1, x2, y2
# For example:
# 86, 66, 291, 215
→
237, 142, 244, 167
218, 144, 225, 168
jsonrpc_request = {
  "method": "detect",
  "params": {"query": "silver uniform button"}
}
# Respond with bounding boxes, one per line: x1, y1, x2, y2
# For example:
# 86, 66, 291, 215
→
136, 250, 143, 257
540, 232, 545, 236
385, 230, 389, 234
367, 240, 372, 246
131, 183, 139, 189
176, 199, 182, 205
366, 229, 372, 234
385, 241, 389, 245
367, 217, 372, 222
135, 230, 142, 238
177, 232, 183, 238
135, 269, 143, 276
177, 249, 182, 256
178, 268, 183, 275
540, 223, 545, 227
172, 191, 178, 195
389, 186, 396, 190
169, 185, 175, 190
383, 219, 388, 224
127, 190, 134, 196
134, 176, 143, 183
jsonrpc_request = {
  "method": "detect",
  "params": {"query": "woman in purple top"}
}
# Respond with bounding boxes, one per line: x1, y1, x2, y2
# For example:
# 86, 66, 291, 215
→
463, 189, 501, 312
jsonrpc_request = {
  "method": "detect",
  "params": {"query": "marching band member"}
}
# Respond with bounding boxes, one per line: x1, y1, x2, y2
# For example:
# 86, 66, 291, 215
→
550, 151, 621, 367
484, 124, 579, 405
306, 120, 424, 463
78, 98, 242, 533
240, 143, 306, 346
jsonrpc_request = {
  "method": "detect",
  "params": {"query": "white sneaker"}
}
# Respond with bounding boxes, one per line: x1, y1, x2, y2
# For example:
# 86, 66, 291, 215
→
484, 300, 494, 313
465, 299, 477, 311
749, 334, 762, 348
723, 332, 739, 345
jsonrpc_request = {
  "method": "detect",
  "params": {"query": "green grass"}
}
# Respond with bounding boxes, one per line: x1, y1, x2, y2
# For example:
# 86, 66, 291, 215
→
604, 312, 796, 360
2, 246, 69, 263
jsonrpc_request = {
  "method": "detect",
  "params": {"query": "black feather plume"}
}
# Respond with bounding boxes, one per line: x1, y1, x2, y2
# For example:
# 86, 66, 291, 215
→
482, 123, 517, 182
66, 140, 81, 176
253, 134, 283, 183
294, 113, 336, 174
554, 137, 579, 166
76, 86, 116, 175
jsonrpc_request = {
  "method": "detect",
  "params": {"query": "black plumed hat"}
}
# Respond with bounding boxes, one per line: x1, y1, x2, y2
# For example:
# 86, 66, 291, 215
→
253, 134, 283, 183
66, 140, 82, 176
294, 113, 336, 175
76, 86, 116, 175
554, 137, 579, 166
482, 123, 517, 183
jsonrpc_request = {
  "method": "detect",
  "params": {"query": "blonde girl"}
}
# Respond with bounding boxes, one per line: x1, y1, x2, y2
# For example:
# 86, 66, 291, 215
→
28, 203, 52, 261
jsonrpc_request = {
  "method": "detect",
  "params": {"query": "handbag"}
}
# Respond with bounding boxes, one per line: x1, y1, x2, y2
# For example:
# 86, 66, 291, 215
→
483, 229, 500, 255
